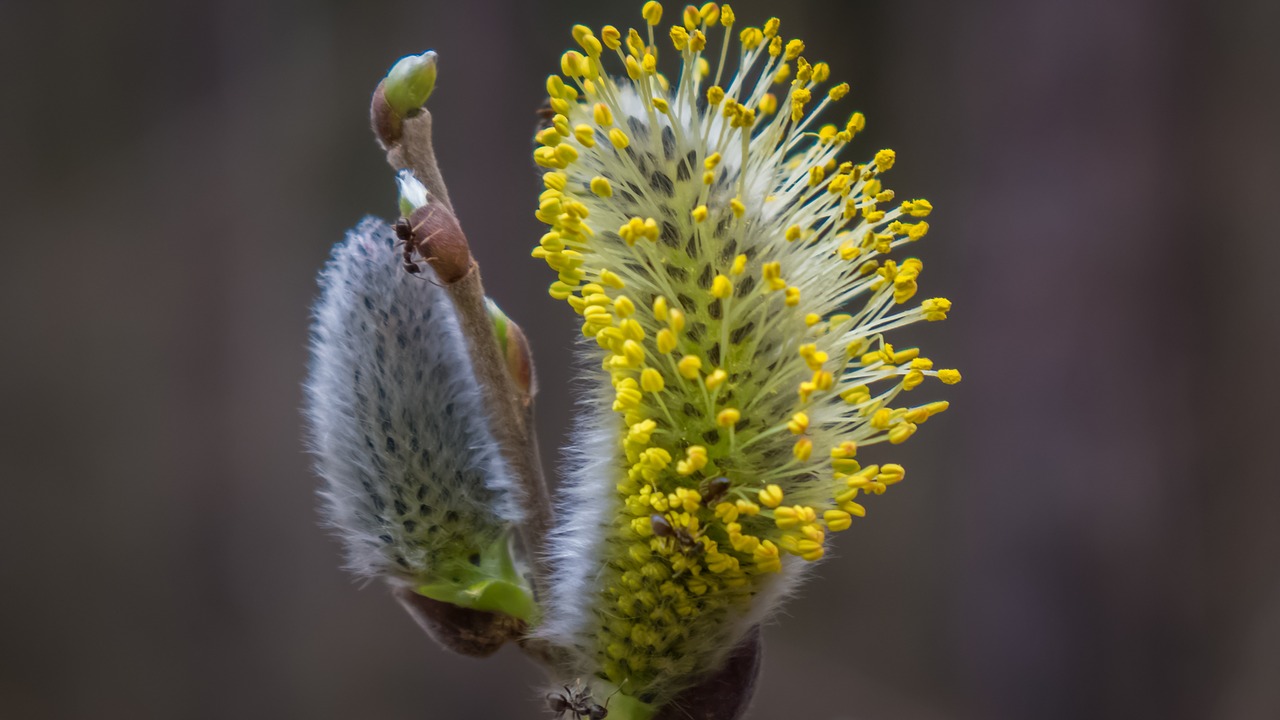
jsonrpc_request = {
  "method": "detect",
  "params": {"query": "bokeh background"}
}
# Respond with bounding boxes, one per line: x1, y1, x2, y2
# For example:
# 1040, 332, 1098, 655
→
3, 0, 1278, 718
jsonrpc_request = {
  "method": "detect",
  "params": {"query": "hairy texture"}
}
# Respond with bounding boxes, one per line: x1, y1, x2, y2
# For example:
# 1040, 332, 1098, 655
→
305, 218, 522, 583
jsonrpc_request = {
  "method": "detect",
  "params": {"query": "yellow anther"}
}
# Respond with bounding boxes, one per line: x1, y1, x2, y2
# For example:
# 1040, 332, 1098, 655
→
700, 2, 720, 25
593, 103, 613, 127
677, 355, 702, 379
902, 199, 933, 217
784, 286, 800, 306
716, 408, 741, 427
768, 36, 782, 57
600, 269, 625, 289
690, 30, 707, 52
533, 146, 564, 169
938, 368, 962, 384
720, 3, 735, 26
652, 296, 669, 322
676, 446, 708, 476
812, 370, 833, 390
838, 241, 858, 260
828, 82, 850, 101
613, 377, 642, 411
624, 55, 642, 80
840, 501, 867, 517
705, 368, 728, 389
762, 262, 785, 291
773, 506, 802, 530
804, 313, 821, 327
626, 27, 646, 57
824, 509, 852, 532
707, 85, 725, 106
609, 127, 630, 148
847, 111, 866, 133
628, 418, 657, 445
902, 369, 924, 390
730, 198, 745, 217
808, 165, 825, 187
790, 87, 811, 122
640, 367, 666, 393
875, 148, 896, 171
772, 62, 791, 84
906, 221, 930, 241
792, 437, 813, 461
642, 1, 664, 25
642, 53, 658, 73
787, 412, 809, 434
575, 124, 596, 147
763, 17, 780, 38
740, 26, 763, 50
652, 96, 670, 113
543, 172, 567, 191
785, 225, 802, 242
692, 205, 709, 223
602, 25, 622, 50
590, 176, 613, 198
613, 295, 635, 317
812, 62, 830, 82
555, 143, 579, 165
670, 26, 689, 50
922, 297, 951, 321
561, 50, 587, 77
796, 58, 812, 84
877, 464, 905, 485
758, 484, 784, 508
682, 4, 700, 29
731, 254, 747, 275
656, 328, 677, 354
546, 74, 566, 97
756, 93, 776, 116
621, 339, 645, 366
702, 170, 715, 184
536, 127, 562, 146
888, 422, 917, 444
784, 38, 804, 60
668, 308, 685, 332
870, 407, 892, 430
711, 274, 733, 299
840, 385, 870, 405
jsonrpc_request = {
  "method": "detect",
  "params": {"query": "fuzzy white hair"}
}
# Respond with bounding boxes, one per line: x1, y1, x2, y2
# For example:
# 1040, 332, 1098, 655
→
305, 218, 523, 581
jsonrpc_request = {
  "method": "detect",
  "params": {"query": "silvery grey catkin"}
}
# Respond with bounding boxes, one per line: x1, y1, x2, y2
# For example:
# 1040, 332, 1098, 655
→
305, 217, 525, 588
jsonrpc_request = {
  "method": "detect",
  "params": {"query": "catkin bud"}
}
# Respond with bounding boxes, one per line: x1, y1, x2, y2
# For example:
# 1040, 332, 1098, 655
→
306, 219, 533, 651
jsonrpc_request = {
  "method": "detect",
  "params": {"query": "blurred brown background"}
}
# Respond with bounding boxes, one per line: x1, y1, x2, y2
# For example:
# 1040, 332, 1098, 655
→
2, 0, 1277, 718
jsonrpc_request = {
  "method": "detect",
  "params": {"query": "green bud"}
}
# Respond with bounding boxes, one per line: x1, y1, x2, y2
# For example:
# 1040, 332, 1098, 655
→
384, 51, 438, 116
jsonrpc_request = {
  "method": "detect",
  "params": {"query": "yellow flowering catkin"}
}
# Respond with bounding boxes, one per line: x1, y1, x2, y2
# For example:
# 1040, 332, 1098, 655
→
534, 2, 959, 705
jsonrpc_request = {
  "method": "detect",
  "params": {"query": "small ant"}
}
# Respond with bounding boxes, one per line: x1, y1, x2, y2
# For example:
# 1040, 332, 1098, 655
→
392, 216, 421, 275
392, 208, 443, 279
547, 680, 612, 719
699, 476, 731, 506
650, 514, 704, 555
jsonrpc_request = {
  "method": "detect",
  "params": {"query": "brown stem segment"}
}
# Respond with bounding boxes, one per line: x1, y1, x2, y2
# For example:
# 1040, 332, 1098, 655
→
372, 82, 455, 215
441, 264, 554, 582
